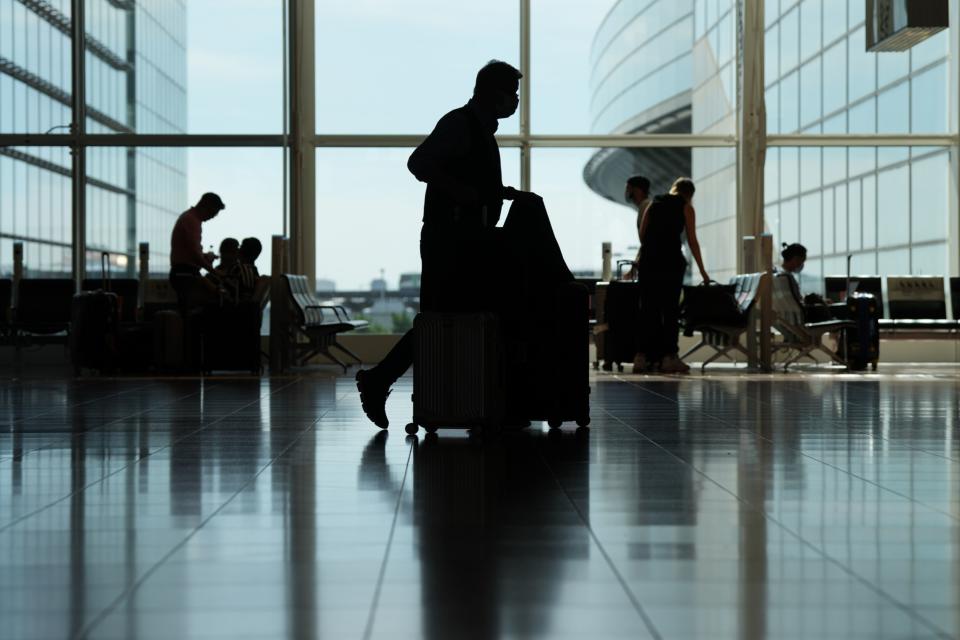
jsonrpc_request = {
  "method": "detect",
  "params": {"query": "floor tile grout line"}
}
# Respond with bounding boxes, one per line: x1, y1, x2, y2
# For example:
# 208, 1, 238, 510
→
361, 436, 414, 640
0, 380, 230, 465
75, 380, 338, 640
535, 436, 664, 640
0, 378, 303, 535
599, 400, 955, 640
2, 379, 161, 429
618, 376, 960, 524
775, 378, 960, 464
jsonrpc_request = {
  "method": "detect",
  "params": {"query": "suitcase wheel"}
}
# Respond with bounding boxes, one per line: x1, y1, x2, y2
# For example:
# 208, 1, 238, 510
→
405, 423, 419, 435
576, 416, 590, 428
425, 425, 438, 434
548, 419, 562, 430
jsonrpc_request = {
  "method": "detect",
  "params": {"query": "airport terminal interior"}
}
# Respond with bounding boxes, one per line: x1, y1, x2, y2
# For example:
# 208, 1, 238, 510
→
2, 1, 960, 638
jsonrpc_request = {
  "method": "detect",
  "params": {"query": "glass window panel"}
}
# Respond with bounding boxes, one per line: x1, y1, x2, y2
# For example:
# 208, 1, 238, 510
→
780, 197, 799, 249
799, 56, 821, 128
0, 147, 73, 276
799, 0, 821, 63
847, 28, 875, 102
765, 24, 780, 86
834, 183, 847, 254
765, 0, 779, 27
766, 84, 781, 134
779, 7, 800, 75
911, 62, 948, 134
848, 179, 862, 251
910, 152, 949, 244
848, 97, 875, 134
877, 82, 909, 133
849, 147, 875, 178
821, 41, 846, 117
911, 30, 949, 71
780, 147, 799, 199
317, 1, 518, 134
799, 147, 821, 193
822, 0, 847, 45
316, 147, 520, 332
780, 71, 799, 133
850, 251, 876, 274
822, 185, 834, 255
863, 174, 876, 250
877, 248, 909, 276
822, 148, 846, 185
877, 52, 910, 89
800, 192, 821, 255
765, 203, 780, 243
911, 244, 947, 276
876, 165, 908, 248
765, 147, 780, 203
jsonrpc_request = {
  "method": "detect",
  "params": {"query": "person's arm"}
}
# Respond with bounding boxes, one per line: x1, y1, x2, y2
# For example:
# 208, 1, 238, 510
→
683, 203, 710, 282
624, 202, 651, 280
407, 113, 478, 207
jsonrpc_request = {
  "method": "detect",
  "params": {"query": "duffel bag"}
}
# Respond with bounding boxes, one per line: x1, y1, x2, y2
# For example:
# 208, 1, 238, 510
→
681, 281, 742, 327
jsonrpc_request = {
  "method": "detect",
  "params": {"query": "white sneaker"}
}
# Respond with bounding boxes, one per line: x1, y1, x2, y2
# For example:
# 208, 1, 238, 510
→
659, 355, 691, 374
631, 354, 648, 374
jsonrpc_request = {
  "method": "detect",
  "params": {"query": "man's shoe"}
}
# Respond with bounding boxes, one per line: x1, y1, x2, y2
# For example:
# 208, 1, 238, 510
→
659, 355, 691, 374
356, 369, 391, 429
631, 354, 648, 374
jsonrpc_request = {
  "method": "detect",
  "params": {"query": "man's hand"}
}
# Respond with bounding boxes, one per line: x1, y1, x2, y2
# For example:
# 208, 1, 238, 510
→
503, 186, 520, 200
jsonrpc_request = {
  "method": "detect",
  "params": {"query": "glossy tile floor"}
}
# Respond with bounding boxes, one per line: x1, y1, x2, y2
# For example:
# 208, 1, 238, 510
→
1, 368, 959, 639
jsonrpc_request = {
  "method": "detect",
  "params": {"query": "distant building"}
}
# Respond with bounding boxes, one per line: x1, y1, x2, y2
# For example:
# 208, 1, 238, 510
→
315, 278, 336, 293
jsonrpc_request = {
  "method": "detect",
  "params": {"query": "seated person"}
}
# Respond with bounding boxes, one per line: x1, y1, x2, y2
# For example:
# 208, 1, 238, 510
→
234, 237, 263, 300
779, 242, 831, 321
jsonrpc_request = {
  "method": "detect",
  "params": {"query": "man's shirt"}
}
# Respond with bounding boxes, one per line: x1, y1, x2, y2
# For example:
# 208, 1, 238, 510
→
170, 208, 204, 268
407, 99, 499, 184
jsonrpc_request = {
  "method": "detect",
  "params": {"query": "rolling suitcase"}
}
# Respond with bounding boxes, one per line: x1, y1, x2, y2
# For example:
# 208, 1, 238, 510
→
153, 309, 185, 371
598, 260, 641, 371
405, 312, 505, 436
69, 252, 120, 375
527, 282, 591, 431
840, 292, 880, 371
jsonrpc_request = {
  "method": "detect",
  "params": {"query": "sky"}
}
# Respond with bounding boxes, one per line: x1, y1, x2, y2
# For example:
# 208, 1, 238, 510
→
185, 0, 636, 291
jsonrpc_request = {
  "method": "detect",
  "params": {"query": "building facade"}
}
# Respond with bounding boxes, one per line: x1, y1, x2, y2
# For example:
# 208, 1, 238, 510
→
586, 0, 951, 286
0, 0, 186, 277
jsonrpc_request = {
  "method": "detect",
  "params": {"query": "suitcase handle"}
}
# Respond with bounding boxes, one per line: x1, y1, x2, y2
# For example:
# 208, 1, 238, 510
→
101, 252, 111, 291
615, 259, 635, 280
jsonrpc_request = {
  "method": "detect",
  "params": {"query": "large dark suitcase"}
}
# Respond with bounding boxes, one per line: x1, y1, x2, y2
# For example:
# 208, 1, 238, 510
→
153, 309, 185, 371
597, 261, 641, 371
200, 301, 262, 374
840, 292, 880, 371
527, 282, 591, 430
69, 253, 120, 375
405, 312, 505, 436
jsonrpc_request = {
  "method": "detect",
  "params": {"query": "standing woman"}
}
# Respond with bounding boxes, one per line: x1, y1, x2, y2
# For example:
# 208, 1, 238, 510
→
634, 177, 709, 373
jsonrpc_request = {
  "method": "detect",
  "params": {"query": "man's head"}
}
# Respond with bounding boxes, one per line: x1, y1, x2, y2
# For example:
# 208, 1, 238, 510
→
669, 177, 696, 203
474, 60, 522, 119
624, 175, 650, 207
240, 237, 262, 265
219, 237, 240, 268
196, 192, 226, 221
781, 243, 807, 273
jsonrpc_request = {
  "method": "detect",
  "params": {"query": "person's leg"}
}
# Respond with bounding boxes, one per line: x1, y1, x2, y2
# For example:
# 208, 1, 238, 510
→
636, 270, 660, 364
658, 266, 689, 372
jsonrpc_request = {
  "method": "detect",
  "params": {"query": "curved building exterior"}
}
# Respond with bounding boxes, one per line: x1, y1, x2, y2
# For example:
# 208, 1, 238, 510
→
585, 0, 738, 279
586, 0, 950, 284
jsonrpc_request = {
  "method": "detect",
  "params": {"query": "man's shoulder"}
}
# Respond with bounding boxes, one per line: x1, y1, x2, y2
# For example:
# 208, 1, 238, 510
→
434, 105, 472, 129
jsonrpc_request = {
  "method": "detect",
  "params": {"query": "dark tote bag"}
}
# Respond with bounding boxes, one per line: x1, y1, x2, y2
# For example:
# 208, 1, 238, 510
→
680, 281, 742, 328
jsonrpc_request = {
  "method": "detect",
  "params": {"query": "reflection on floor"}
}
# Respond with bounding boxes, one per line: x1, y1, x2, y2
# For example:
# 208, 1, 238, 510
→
1, 369, 958, 639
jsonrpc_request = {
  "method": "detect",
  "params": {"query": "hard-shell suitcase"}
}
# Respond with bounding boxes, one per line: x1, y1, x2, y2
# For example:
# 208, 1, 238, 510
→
527, 282, 591, 431
153, 309, 185, 371
841, 292, 880, 371
69, 252, 120, 374
405, 312, 505, 435
599, 272, 641, 370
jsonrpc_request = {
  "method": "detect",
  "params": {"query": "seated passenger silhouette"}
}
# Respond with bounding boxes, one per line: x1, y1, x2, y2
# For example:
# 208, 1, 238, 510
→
169, 192, 225, 312
355, 60, 528, 429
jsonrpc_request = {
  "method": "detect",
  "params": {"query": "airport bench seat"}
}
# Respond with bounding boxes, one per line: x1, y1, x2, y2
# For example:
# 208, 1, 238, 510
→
681, 272, 764, 369
283, 274, 369, 372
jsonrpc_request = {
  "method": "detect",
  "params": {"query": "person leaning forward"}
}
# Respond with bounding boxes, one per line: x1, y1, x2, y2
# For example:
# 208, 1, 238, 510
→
355, 60, 527, 430
169, 192, 225, 312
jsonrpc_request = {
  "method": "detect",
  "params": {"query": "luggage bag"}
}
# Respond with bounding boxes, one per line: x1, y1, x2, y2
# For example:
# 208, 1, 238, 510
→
405, 312, 505, 436
527, 282, 591, 431
597, 260, 641, 371
69, 252, 120, 375
840, 292, 880, 371
153, 309, 185, 371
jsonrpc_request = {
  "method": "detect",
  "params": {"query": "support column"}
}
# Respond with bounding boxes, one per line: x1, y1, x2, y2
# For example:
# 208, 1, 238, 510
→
519, 0, 531, 191
949, 0, 960, 276
125, 2, 137, 278
737, 0, 766, 269
71, 0, 87, 286
288, 0, 316, 286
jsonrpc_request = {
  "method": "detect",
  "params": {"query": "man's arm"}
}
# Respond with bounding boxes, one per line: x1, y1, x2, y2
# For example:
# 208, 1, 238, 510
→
407, 112, 479, 207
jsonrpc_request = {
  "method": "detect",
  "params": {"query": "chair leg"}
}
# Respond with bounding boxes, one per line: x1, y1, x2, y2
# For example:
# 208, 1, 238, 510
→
330, 340, 362, 365
701, 348, 727, 369
319, 346, 349, 374
681, 338, 707, 361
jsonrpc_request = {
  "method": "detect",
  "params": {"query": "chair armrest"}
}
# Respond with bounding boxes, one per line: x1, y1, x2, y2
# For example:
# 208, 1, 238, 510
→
304, 304, 347, 322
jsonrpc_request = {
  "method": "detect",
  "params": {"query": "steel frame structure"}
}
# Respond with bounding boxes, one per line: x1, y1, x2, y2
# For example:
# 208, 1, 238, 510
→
0, 0, 957, 285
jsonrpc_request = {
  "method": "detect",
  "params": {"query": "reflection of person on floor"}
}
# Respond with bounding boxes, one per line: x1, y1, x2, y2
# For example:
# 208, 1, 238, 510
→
355, 60, 528, 430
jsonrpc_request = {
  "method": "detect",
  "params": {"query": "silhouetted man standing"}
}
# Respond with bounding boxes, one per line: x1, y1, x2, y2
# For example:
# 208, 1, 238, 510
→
356, 60, 524, 429
169, 192, 225, 310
